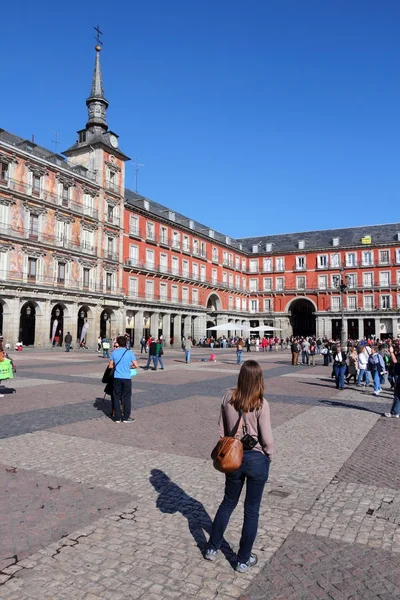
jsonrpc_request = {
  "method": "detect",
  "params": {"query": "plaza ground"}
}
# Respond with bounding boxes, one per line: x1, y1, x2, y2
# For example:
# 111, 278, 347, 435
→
0, 346, 399, 599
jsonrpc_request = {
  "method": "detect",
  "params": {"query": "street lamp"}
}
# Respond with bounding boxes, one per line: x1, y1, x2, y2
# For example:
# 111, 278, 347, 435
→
332, 268, 351, 346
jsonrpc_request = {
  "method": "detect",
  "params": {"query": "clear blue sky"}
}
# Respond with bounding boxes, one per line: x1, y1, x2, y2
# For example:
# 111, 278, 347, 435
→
1, 0, 399, 237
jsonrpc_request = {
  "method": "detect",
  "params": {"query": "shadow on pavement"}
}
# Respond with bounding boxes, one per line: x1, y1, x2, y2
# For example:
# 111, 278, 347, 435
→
149, 469, 235, 565
318, 399, 381, 414
93, 396, 112, 417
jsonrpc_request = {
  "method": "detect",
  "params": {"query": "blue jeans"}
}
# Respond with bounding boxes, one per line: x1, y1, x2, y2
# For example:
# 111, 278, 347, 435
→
236, 350, 243, 365
208, 451, 270, 564
357, 368, 370, 385
185, 350, 191, 363
146, 354, 156, 368
372, 370, 381, 393
389, 393, 400, 416
333, 364, 346, 389
302, 351, 309, 364
154, 355, 164, 369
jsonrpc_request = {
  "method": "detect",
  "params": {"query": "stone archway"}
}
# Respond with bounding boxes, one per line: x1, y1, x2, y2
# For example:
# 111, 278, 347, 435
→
288, 298, 316, 337
77, 305, 92, 345
19, 302, 36, 346
100, 308, 113, 339
49, 304, 64, 346
206, 293, 222, 313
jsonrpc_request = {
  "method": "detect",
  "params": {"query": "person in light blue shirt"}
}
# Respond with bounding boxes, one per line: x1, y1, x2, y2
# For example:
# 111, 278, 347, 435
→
109, 336, 138, 423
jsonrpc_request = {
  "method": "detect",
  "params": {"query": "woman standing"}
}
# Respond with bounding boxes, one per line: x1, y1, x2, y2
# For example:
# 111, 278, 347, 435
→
236, 338, 244, 365
205, 360, 274, 573
346, 346, 358, 384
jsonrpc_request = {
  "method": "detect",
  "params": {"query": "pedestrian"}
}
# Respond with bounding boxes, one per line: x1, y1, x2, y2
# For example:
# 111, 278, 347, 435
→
367, 347, 386, 396
183, 336, 193, 363
64, 331, 72, 352
357, 346, 370, 386
301, 338, 310, 365
236, 338, 244, 365
309, 340, 316, 366
154, 339, 165, 370
384, 345, 400, 417
102, 337, 110, 359
332, 343, 347, 390
204, 360, 273, 573
97, 336, 102, 353
346, 346, 358, 384
291, 338, 299, 366
145, 339, 157, 369
108, 335, 138, 423
140, 335, 147, 354
245, 338, 251, 352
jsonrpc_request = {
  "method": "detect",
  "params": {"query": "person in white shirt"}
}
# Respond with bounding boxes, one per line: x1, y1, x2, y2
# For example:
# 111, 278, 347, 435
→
357, 347, 371, 386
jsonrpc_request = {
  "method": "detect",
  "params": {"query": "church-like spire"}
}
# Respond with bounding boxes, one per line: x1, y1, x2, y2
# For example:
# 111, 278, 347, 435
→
86, 43, 109, 131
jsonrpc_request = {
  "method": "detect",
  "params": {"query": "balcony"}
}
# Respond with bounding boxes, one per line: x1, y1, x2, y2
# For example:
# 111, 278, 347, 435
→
106, 180, 119, 194
129, 227, 142, 239
105, 214, 120, 226
105, 251, 119, 262
80, 242, 96, 256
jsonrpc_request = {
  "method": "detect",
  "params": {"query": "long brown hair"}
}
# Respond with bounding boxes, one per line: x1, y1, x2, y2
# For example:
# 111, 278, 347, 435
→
230, 360, 264, 412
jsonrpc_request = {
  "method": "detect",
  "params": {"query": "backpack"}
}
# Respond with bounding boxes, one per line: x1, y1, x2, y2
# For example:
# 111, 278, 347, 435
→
310, 344, 316, 353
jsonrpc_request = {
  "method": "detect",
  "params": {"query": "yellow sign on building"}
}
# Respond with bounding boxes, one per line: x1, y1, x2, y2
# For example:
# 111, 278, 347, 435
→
361, 236, 372, 245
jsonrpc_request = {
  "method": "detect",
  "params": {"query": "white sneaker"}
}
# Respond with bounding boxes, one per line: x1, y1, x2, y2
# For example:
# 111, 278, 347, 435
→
383, 413, 399, 418
373, 390, 381, 396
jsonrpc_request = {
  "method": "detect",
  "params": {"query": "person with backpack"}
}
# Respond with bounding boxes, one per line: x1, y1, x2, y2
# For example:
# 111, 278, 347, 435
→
368, 346, 386, 396
154, 339, 165, 370
309, 340, 317, 366
204, 360, 273, 573
291, 338, 299, 365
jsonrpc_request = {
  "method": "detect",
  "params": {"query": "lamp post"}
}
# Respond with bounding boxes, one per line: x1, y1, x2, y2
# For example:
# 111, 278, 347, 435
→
333, 268, 351, 346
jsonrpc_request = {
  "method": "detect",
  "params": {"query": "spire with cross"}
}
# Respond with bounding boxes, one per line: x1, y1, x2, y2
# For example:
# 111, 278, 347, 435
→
86, 25, 109, 131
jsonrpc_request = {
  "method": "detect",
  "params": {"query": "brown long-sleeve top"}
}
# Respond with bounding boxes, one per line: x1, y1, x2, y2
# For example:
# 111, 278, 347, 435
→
218, 390, 274, 457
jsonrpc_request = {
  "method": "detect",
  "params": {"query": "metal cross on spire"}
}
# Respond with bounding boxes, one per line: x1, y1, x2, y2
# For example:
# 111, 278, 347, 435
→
94, 25, 103, 47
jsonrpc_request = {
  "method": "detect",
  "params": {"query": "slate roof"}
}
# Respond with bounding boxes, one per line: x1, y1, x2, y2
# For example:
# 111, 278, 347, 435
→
237, 223, 400, 254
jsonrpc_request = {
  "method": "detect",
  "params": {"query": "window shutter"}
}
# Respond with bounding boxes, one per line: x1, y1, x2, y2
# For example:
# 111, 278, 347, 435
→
27, 171, 33, 195
37, 258, 43, 283
23, 254, 28, 281
89, 267, 95, 291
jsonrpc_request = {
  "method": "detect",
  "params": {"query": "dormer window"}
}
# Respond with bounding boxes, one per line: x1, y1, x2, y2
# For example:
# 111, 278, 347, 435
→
298, 240, 305, 250
225, 236, 231, 245
143, 200, 149, 210
332, 237, 340, 247
239, 243, 242, 250
168, 210, 175, 222
79, 131, 87, 143
266, 243, 272, 252
189, 220, 194, 229
252, 244, 258, 254
209, 229, 214, 238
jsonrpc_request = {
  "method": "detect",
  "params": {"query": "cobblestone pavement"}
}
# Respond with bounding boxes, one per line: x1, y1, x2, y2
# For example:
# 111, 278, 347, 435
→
0, 348, 399, 599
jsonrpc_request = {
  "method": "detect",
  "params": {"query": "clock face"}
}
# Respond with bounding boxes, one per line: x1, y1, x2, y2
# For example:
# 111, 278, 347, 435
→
109, 135, 118, 148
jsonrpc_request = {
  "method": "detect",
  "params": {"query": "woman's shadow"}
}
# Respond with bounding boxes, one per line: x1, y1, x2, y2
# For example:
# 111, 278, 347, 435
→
149, 469, 235, 564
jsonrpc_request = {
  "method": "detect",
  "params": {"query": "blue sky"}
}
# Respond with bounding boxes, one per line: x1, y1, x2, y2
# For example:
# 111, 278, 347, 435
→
1, 0, 399, 237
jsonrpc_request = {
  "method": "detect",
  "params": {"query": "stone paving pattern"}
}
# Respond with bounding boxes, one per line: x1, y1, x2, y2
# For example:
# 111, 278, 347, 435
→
0, 347, 399, 599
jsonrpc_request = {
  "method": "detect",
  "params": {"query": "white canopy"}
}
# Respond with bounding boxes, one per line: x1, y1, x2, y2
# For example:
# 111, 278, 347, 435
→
205, 323, 248, 331
244, 325, 281, 332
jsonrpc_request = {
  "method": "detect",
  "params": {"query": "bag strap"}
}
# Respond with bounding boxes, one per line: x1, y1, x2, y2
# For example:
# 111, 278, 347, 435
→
231, 412, 244, 439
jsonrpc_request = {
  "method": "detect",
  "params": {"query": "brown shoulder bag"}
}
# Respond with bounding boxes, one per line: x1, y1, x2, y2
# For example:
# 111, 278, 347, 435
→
211, 411, 244, 473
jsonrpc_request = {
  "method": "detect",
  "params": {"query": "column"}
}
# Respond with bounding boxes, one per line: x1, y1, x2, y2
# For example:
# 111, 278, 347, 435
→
40, 300, 52, 348
374, 318, 380, 340
4, 297, 20, 347
193, 314, 206, 341
162, 313, 171, 343
324, 318, 333, 340
134, 310, 144, 350
392, 318, 399, 338
358, 318, 364, 340
150, 311, 159, 338
182, 315, 191, 339
173, 314, 182, 344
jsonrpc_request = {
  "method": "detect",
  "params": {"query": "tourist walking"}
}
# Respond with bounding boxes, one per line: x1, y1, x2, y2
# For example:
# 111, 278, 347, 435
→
301, 338, 310, 365
140, 335, 147, 354
145, 339, 158, 369
384, 345, 400, 417
102, 337, 110, 358
109, 335, 138, 423
368, 347, 386, 396
64, 331, 72, 352
236, 338, 244, 365
205, 360, 273, 573
245, 338, 251, 352
183, 336, 193, 363
357, 346, 370, 386
332, 344, 347, 390
309, 340, 316, 366
154, 339, 165, 370
291, 339, 299, 366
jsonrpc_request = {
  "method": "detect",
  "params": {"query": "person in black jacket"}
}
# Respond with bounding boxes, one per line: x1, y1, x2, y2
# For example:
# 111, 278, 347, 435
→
332, 344, 348, 390
64, 332, 72, 352
144, 340, 157, 370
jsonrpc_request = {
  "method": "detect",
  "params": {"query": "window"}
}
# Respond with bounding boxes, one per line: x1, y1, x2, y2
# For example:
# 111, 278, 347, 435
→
331, 296, 341, 311
107, 170, 117, 192
146, 279, 154, 299
397, 293, 400, 308
249, 259, 258, 273
317, 255, 328, 269
250, 299, 258, 313
129, 277, 138, 297
182, 260, 189, 277
81, 229, 94, 252
172, 231, 180, 249
83, 194, 94, 217
57, 262, 66, 284
275, 257, 284, 272
160, 226, 168, 245
143, 200, 149, 210
295, 256, 306, 270
146, 249, 154, 268
346, 252, 357, 267
172, 256, 179, 275
181, 287, 188, 304
32, 174, 41, 196
362, 250, 374, 266
83, 268, 90, 288
397, 271, 400, 286
235, 256, 240, 269
236, 297, 241, 310
242, 277, 246, 289
330, 254, 341, 268
396, 249, 400, 264
363, 272, 373, 288
266, 243, 272, 253
252, 244, 259, 254
159, 253, 168, 273
298, 240, 305, 249
192, 289, 198, 304
264, 298, 272, 312
276, 277, 284, 291
129, 215, 139, 236
242, 258, 246, 271
61, 185, 70, 207
296, 276, 306, 290
263, 258, 272, 272
346, 273, 357, 289
29, 214, 39, 240
78, 131, 87, 143
379, 250, 390, 265
28, 257, 37, 282
107, 204, 114, 223
263, 277, 272, 291
212, 268, 217, 284
171, 285, 178, 301
222, 271, 227, 284
223, 251, 228, 265
228, 253, 233, 267
379, 272, 390, 287
193, 239, 199, 256
228, 273, 233, 286
318, 275, 328, 289
242, 298, 247, 311
209, 229, 214, 238
249, 278, 258, 292
129, 245, 138, 265
160, 282, 168, 301
332, 237, 340, 247
146, 221, 155, 241
363, 295, 373, 310
347, 296, 357, 310
183, 235, 190, 252
188, 220, 194, 229
228, 296, 234, 310
235, 275, 240, 287
0, 161, 9, 182
106, 272, 113, 291
192, 263, 199, 280
106, 237, 115, 260
212, 247, 218, 262
381, 295, 391, 309
200, 265, 206, 282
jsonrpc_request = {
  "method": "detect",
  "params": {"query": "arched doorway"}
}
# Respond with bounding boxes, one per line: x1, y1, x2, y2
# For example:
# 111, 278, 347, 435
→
77, 307, 89, 345
206, 293, 221, 313
50, 304, 64, 346
100, 309, 112, 339
19, 302, 36, 346
289, 298, 316, 337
